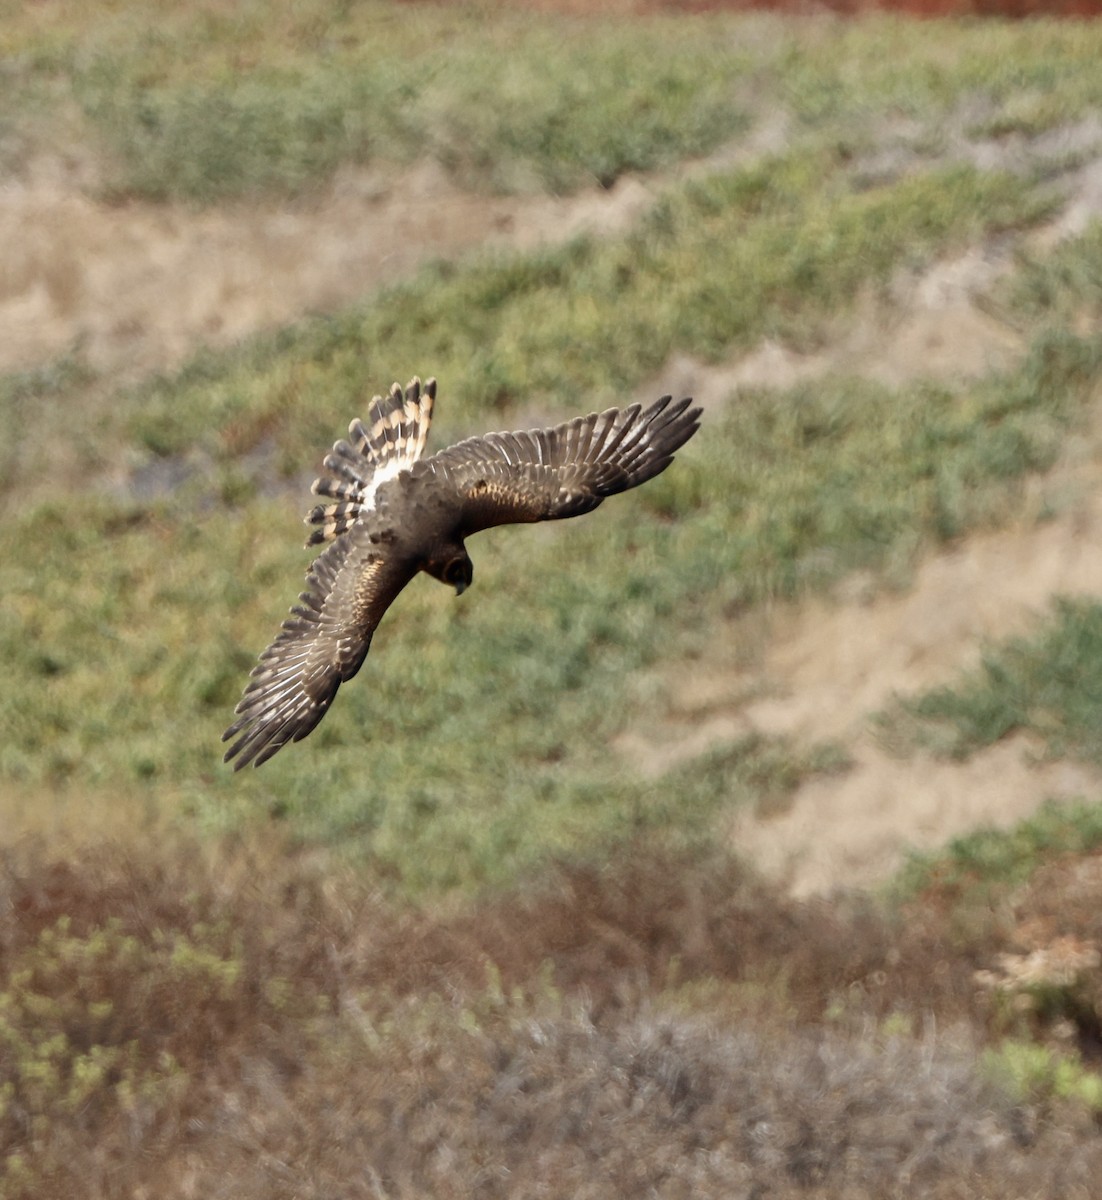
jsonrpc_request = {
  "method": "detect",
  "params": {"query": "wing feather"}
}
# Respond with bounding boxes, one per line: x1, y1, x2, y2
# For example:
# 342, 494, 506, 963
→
222, 529, 415, 769
421, 394, 700, 535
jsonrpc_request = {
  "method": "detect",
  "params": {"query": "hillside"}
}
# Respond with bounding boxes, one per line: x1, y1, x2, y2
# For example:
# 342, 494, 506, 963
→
4, 4, 1102, 1196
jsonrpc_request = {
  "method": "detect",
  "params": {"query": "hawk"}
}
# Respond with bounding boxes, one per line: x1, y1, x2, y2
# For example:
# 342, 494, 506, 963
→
223, 377, 701, 769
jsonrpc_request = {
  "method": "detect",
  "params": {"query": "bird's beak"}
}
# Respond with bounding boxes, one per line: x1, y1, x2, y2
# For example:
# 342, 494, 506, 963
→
454, 581, 468, 596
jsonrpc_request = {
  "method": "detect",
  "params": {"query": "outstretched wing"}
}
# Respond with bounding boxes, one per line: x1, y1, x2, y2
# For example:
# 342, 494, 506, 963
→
222, 531, 415, 770
418, 394, 701, 535
305, 376, 435, 546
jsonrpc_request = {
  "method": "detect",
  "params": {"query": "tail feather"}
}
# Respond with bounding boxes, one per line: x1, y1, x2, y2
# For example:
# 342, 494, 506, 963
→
321, 440, 373, 486
305, 500, 361, 545
304, 376, 436, 547
310, 476, 362, 503
358, 377, 436, 465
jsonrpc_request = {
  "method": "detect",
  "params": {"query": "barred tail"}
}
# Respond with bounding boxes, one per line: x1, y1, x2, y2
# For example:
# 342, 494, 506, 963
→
305, 498, 362, 546
304, 376, 436, 546
351, 375, 435, 466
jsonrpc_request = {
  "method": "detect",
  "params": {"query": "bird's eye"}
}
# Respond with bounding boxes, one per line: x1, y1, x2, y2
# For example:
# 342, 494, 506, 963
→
444, 556, 472, 589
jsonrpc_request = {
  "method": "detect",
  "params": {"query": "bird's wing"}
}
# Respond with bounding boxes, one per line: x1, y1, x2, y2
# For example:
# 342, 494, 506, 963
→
417, 394, 701, 535
222, 528, 415, 770
305, 376, 435, 546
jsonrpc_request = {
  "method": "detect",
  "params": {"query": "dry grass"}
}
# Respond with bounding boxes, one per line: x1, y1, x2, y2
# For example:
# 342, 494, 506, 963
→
4, 827, 1102, 1198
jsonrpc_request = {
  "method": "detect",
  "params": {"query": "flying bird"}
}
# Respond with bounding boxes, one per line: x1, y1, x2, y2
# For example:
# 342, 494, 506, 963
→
223, 377, 701, 769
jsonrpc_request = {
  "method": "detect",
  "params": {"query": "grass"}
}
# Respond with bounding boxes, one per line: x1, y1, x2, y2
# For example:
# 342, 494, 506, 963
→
8, 3, 756, 201
0, 485, 846, 890
894, 797, 1102, 898
5, 5, 1102, 203
772, 16, 1102, 137
1, 152, 1051, 501
1000, 217, 1102, 325
3, 155, 1101, 892
2, 21, 1102, 912
72, 42, 751, 202
686, 325, 1100, 597
3, 318, 1097, 892
5, 309, 1099, 887
879, 598, 1102, 765
7, 6, 1102, 1189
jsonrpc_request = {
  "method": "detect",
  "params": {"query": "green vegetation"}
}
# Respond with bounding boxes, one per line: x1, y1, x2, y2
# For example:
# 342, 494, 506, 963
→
3, 0, 1102, 900
7, 275, 1100, 890
0, 483, 843, 887
109, 158, 1035, 461
775, 17, 1102, 137
107, 157, 1045, 469
693, 326, 1098, 599
6, 3, 1102, 203
4, 163, 1102, 893
9, 5, 1102, 1194
880, 599, 1102, 764
7, 2, 755, 201
1, 155, 1052, 498
894, 798, 1102, 898
984, 1040, 1102, 1111
1001, 217, 1102, 325
75, 36, 751, 201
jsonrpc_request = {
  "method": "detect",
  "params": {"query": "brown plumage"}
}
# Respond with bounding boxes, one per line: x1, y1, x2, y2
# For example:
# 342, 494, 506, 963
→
222, 376, 701, 769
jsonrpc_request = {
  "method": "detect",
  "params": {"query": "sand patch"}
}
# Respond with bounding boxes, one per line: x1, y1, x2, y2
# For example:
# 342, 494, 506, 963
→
0, 159, 659, 380
729, 734, 1098, 898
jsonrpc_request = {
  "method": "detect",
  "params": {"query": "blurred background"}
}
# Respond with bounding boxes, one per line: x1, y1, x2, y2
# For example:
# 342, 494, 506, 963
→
4, 1, 1102, 1195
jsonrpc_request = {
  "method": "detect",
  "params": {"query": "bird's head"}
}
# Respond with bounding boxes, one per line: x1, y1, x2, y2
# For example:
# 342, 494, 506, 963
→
426, 548, 473, 596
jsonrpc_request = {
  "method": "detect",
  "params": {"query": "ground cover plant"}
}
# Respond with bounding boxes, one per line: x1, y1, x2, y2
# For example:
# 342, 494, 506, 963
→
3, 1, 755, 199
5, 831, 1102, 1199
2, 173, 1097, 889
0, 335, 1087, 877
880, 598, 1102, 764
5, 2, 1102, 1195
1, 152, 1050, 499
6, 3, 1102, 200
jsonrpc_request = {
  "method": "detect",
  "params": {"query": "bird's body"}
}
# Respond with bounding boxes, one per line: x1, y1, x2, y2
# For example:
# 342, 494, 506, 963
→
223, 377, 700, 769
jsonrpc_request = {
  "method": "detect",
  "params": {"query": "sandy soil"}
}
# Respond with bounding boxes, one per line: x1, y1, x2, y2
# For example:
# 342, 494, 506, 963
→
0, 114, 793, 379
730, 493, 1102, 896
643, 208, 1102, 895
6, 126, 1102, 896
0, 156, 665, 379
617, 487, 1102, 892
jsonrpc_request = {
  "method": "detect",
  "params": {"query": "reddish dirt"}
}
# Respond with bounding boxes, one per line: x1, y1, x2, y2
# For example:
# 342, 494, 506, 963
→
431, 0, 1102, 16
659, 1, 1102, 15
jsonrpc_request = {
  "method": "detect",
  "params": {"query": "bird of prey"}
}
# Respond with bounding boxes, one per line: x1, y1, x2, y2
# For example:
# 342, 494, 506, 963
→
223, 376, 701, 769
